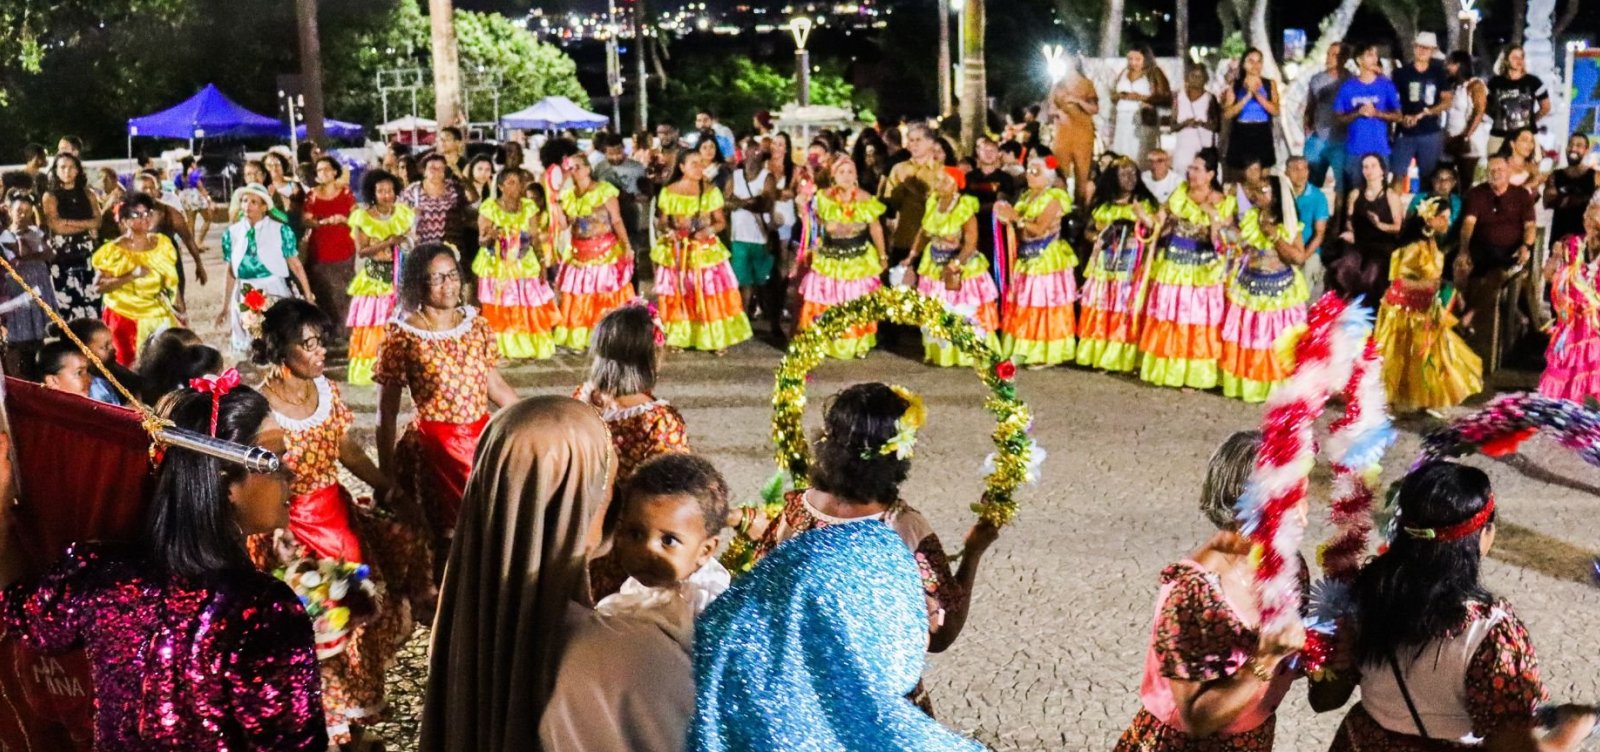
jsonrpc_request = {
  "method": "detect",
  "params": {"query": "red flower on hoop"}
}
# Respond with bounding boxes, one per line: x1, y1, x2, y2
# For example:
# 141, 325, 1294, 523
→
994, 360, 1017, 381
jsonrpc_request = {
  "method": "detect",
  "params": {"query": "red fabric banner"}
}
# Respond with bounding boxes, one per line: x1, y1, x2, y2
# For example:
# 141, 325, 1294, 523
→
0, 377, 153, 752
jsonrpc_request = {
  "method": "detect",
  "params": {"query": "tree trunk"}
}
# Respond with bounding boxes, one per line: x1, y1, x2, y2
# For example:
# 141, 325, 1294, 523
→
633, 0, 649, 130
1554, 0, 1581, 40
938, 0, 952, 115
1100, 0, 1125, 57
1378, 7, 1419, 54
1442, 0, 1464, 51
959, 0, 987, 154
428, 0, 462, 127
1513, 0, 1528, 44
1176, 0, 1189, 63
1249, 0, 1280, 79
294, 0, 326, 146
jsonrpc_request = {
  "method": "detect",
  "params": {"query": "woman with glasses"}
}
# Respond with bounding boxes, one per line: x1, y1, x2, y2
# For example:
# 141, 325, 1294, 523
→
995, 158, 1078, 368
90, 191, 182, 365
375, 244, 519, 584
247, 299, 418, 750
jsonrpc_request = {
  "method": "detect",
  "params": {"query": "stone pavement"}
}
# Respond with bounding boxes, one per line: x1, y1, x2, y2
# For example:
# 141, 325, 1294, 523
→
173, 246, 1600, 751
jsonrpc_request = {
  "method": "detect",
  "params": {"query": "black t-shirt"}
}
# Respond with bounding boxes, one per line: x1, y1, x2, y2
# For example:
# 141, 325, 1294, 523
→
1487, 74, 1548, 136
1549, 167, 1597, 243
964, 168, 1016, 211
1394, 60, 1449, 136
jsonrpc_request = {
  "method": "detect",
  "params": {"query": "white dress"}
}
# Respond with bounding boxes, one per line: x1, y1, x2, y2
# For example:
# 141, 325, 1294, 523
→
1113, 73, 1154, 159
1445, 79, 1490, 160
1173, 90, 1217, 173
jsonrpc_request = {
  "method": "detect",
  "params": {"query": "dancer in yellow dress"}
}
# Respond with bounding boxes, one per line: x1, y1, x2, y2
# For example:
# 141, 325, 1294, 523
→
1077, 161, 1160, 372
795, 158, 888, 359
1140, 148, 1237, 389
474, 169, 559, 360
1373, 196, 1483, 413
651, 150, 753, 353
995, 159, 1078, 367
554, 158, 636, 351
344, 169, 414, 385
91, 192, 181, 365
901, 167, 1001, 367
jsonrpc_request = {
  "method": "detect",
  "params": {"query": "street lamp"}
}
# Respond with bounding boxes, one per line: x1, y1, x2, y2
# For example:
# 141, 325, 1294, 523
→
1042, 44, 1068, 84
790, 16, 814, 107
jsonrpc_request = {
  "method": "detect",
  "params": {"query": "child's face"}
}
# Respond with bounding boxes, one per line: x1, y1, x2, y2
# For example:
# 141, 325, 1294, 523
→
615, 493, 719, 589
86, 329, 115, 365
44, 354, 91, 397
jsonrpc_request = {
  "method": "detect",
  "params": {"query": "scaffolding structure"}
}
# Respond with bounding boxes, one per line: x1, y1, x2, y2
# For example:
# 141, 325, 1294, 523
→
377, 68, 431, 143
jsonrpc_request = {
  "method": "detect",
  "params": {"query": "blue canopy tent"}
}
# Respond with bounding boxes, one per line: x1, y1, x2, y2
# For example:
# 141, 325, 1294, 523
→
293, 119, 365, 141
500, 96, 608, 131
126, 84, 283, 164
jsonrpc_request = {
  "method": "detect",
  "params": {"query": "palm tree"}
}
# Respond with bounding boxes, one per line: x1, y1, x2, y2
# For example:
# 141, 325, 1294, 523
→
294, 0, 326, 145
429, 0, 462, 127
958, 0, 987, 154
939, 0, 953, 115
1099, 0, 1125, 57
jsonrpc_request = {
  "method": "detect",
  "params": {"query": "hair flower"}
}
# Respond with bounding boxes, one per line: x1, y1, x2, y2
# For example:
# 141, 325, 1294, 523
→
873, 385, 925, 460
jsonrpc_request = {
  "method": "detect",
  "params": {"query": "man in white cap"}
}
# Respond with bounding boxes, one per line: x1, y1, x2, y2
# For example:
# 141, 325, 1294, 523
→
1391, 31, 1454, 185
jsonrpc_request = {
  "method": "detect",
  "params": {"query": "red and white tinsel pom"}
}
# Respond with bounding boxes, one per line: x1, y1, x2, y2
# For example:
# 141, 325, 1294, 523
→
1236, 294, 1391, 638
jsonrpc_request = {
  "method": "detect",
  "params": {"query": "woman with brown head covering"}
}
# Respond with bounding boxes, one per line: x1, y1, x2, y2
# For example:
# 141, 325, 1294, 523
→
418, 396, 616, 752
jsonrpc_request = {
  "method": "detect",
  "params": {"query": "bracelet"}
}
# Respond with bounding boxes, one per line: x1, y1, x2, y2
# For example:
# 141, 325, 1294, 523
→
1245, 657, 1274, 682
735, 506, 757, 535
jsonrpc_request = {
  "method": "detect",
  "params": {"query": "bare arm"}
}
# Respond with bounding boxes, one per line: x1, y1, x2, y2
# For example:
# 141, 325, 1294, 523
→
1306, 218, 1328, 257
927, 522, 999, 653
487, 368, 519, 409
956, 216, 979, 263
1459, 214, 1479, 255
377, 382, 402, 475
338, 433, 389, 495
286, 256, 315, 303
1256, 80, 1281, 118
1221, 87, 1247, 119
869, 219, 888, 267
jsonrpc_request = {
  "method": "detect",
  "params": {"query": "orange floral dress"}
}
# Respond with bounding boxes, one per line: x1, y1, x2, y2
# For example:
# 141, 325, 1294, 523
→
373, 307, 499, 575
1327, 601, 1545, 751
246, 378, 421, 744
577, 383, 691, 601
1115, 562, 1291, 751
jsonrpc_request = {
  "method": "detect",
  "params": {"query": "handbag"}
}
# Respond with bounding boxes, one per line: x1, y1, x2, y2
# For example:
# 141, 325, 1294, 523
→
1388, 650, 1432, 739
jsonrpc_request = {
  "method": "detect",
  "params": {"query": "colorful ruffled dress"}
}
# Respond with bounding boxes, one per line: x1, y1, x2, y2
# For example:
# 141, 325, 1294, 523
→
1139, 183, 1237, 389
344, 204, 414, 385
1077, 199, 1157, 372
1540, 235, 1600, 402
1374, 238, 1484, 411
555, 182, 636, 351
797, 187, 887, 358
245, 377, 421, 744
1219, 210, 1309, 403
915, 193, 1001, 367
651, 187, 753, 351
474, 197, 559, 360
1000, 187, 1078, 366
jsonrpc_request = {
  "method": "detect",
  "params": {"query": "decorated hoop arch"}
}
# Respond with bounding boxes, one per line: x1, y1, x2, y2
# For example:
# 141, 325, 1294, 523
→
771, 286, 1041, 527
1415, 393, 1600, 469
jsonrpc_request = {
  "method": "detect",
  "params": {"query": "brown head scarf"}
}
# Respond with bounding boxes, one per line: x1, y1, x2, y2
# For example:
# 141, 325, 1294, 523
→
418, 396, 615, 752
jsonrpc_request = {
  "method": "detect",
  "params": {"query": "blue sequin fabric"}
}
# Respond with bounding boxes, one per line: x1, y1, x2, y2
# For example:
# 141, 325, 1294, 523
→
691, 522, 986, 751
1, 543, 328, 751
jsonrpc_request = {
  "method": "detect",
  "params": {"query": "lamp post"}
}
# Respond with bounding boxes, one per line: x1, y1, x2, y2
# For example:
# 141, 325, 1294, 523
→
790, 17, 813, 107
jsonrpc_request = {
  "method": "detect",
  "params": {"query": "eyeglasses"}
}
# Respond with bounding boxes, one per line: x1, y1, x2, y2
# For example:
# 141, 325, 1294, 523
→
427, 271, 461, 286
123, 210, 154, 220
295, 336, 326, 351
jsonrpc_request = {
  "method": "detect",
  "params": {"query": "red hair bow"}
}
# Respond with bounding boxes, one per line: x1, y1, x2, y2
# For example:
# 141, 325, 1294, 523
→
189, 368, 242, 436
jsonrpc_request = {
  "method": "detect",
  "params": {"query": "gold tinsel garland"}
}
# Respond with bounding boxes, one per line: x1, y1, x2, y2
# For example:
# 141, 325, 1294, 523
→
770, 286, 1037, 527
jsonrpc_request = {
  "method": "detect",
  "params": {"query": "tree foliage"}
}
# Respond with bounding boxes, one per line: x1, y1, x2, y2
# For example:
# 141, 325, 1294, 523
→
0, 0, 587, 156
657, 56, 874, 132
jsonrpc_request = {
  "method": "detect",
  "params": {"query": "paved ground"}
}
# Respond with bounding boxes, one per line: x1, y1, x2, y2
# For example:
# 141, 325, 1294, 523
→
173, 236, 1600, 751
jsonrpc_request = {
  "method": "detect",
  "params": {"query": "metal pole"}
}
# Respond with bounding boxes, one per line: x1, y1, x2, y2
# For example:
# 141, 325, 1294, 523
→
608, 0, 622, 132
797, 49, 811, 106
937, 0, 952, 116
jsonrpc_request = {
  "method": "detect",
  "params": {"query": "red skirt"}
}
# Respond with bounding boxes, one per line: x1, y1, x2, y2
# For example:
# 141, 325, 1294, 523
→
411, 414, 489, 535
290, 483, 365, 563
